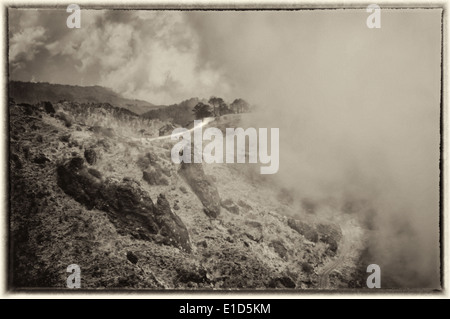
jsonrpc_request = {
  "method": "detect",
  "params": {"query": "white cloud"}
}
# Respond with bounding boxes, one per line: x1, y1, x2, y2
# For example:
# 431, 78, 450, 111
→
9, 26, 47, 70
24, 10, 230, 105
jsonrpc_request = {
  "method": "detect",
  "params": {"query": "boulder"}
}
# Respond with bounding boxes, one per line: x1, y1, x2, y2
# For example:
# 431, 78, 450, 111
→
33, 154, 50, 165
179, 186, 188, 194
126, 251, 138, 264
287, 219, 318, 243
143, 169, 169, 186
11, 153, 23, 170
270, 240, 288, 260
179, 162, 221, 218
221, 199, 239, 215
84, 148, 97, 165
42, 101, 55, 114
57, 157, 192, 252
59, 134, 71, 143
244, 221, 263, 242
237, 200, 253, 212
316, 223, 342, 254
268, 276, 296, 289
301, 262, 314, 274
55, 111, 73, 128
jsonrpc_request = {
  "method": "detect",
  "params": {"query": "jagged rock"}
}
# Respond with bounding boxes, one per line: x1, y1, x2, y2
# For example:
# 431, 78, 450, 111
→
68, 140, 79, 148
57, 157, 191, 252
11, 153, 22, 169
317, 223, 342, 254
57, 157, 101, 209
270, 240, 288, 260
176, 265, 208, 284
221, 199, 239, 215
88, 125, 114, 137
179, 186, 188, 194
126, 251, 138, 264
196, 240, 207, 248
88, 168, 102, 179
174, 203, 180, 210
159, 123, 177, 137
179, 162, 221, 218
69, 156, 84, 170
33, 154, 50, 165
268, 276, 296, 288
161, 166, 172, 177
301, 262, 314, 274
287, 219, 318, 243
245, 220, 262, 228
143, 169, 169, 186
19, 103, 39, 116
55, 111, 73, 128
84, 148, 97, 165
244, 220, 263, 242
237, 200, 253, 212
59, 134, 71, 143
42, 101, 55, 114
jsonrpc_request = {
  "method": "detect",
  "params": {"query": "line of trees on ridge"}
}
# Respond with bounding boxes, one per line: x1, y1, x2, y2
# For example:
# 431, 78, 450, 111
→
193, 97, 251, 120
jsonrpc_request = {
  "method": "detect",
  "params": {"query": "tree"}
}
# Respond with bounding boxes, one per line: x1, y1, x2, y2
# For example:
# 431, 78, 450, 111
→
230, 98, 250, 114
218, 101, 233, 116
193, 102, 213, 120
208, 96, 225, 117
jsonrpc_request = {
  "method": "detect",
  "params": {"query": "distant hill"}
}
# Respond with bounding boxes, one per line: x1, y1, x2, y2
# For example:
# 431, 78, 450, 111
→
141, 97, 201, 126
9, 81, 160, 115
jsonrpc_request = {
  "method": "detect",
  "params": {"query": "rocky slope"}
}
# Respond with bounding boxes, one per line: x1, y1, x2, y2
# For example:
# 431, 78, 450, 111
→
9, 100, 366, 289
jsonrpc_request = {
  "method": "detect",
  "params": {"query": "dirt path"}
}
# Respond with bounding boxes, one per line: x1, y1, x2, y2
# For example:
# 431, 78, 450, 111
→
318, 224, 352, 289
129, 117, 216, 143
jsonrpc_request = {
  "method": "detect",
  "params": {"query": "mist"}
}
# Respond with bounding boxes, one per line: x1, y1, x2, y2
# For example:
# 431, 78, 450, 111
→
8, 8, 441, 288
186, 10, 441, 288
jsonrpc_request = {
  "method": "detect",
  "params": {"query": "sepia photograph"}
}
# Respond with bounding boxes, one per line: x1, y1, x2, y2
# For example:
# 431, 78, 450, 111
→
6, 4, 443, 293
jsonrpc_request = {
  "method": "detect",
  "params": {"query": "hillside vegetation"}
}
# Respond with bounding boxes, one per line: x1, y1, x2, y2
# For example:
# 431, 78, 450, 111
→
9, 89, 366, 289
9, 81, 160, 115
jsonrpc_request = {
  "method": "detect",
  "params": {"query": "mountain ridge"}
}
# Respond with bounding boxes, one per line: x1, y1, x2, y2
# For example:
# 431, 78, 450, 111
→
9, 81, 162, 115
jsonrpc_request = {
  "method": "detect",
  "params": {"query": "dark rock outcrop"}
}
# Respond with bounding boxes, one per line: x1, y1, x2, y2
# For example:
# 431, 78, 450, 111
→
237, 200, 253, 212
268, 276, 296, 288
316, 223, 342, 254
126, 251, 138, 264
84, 148, 97, 165
42, 101, 55, 114
179, 186, 188, 194
57, 157, 191, 252
179, 162, 221, 218
159, 123, 177, 137
143, 169, 169, 186
33, 154, 50, 165
221, 199, 239, 215
55, 111, 73, 128
270, 240, 288, 260
287, 219, 319, 243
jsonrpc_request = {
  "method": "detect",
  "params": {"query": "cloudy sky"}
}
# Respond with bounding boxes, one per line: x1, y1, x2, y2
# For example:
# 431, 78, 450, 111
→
9, 8, 442, 287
